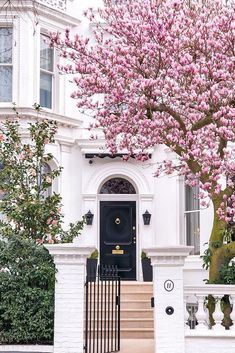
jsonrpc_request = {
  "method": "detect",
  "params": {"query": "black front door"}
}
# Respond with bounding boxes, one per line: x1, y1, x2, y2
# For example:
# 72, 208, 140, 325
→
100, 201, 136, 280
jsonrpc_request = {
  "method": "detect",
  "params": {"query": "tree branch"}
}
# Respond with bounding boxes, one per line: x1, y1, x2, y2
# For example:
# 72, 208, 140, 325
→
191, 114, 213, 131
155, 104, 187, 133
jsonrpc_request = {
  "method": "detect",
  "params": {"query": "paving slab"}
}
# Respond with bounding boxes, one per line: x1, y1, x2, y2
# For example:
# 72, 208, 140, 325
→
119, 339, 154, 353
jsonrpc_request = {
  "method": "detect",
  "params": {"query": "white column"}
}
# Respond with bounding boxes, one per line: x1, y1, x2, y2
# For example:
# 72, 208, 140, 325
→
46, 244, 95, 353
144, 246, 193, 353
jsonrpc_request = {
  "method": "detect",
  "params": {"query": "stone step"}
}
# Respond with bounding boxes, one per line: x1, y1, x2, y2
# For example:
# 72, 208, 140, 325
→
120, 328, 154, 339
86, 281, 154, 340
120, 282, 154, 338
121, 318, 153, 329
120, 282, 153, 293
121, 300, 152, 309
121, 308, 153, 318
121, 292, 153, 300
87, 328, 154, 339
87, 308, 153, 319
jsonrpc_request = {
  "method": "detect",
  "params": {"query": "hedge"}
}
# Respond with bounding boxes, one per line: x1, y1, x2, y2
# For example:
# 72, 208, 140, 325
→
0, 236, 56, 344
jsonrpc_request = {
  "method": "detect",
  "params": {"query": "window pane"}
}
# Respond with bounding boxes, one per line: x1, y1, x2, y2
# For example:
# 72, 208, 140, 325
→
185, 185, 199, 211
185, 212, 200, 255
38, 163, 52, 198
0, 66, 12, 102
40, 72, 52, 108
100, 177, 136, 194
0, 27, 12, 63
40, 34, 53, 72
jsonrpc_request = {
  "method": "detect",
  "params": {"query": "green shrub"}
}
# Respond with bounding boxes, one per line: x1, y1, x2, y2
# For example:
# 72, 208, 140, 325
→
0, 236, 55, 344
218, 262, 235, 284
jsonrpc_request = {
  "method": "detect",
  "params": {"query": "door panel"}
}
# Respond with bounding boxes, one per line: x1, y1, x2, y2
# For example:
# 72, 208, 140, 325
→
100, 201, 136, 280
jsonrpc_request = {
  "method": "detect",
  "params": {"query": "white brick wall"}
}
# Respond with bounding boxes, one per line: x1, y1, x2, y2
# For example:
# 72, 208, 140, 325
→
45, 244, 95, 353
145, 246, 193, 353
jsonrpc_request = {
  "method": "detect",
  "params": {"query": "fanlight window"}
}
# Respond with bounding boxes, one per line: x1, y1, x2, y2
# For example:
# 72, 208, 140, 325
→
100, 177, 136, 194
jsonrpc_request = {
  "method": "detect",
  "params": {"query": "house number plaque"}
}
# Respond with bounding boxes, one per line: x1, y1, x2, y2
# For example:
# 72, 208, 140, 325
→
164, 280, 174, 292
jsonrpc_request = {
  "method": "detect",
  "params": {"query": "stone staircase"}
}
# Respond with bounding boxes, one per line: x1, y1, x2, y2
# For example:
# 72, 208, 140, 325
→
120, 281, 154, 339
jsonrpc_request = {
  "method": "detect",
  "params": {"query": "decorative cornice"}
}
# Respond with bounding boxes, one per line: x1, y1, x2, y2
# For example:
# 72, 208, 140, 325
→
57, 135, 75, 147
77, 139, 107, 152
45, 244, 96, 265
0, 107, 82, 128
143, 246, 194, 267
38, 0, 67, 12
0, 1, 81, 27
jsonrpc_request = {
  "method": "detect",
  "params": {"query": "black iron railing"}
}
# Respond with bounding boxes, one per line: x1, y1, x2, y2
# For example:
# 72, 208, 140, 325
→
84, 265, 120, 353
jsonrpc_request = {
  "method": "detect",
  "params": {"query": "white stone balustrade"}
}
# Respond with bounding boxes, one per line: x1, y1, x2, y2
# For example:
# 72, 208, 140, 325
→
38, 0, 67, 11
184, 285, 235, 331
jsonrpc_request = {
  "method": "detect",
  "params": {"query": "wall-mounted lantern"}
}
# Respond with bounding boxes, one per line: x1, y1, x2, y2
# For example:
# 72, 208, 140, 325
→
85, 210, 94, 225
142, 210, 151, 225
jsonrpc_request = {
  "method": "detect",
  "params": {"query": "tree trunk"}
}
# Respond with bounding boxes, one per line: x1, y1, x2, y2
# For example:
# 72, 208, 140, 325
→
208, 197, 227, 283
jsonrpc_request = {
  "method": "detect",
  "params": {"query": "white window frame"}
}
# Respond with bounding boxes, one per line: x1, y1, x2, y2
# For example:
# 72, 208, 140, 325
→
0, 25, 13, 103
184, 183, 201, 255
39, 31, 55, 110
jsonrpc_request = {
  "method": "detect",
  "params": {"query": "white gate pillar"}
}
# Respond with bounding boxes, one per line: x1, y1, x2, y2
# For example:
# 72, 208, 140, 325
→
144, 246, 193, 353
46, 244, 95, 353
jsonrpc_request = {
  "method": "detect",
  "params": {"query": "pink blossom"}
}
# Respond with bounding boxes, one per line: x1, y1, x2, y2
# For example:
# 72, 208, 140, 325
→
47, 217, 52, 225
51, 0, 235, 224
46, 176, 52, 183
29, 168, 36, 177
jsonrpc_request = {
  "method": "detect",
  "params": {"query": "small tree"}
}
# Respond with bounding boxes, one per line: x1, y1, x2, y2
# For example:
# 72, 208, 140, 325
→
0, 110, 85, 343
0, 109, 84, 243
52, 0, 235, 282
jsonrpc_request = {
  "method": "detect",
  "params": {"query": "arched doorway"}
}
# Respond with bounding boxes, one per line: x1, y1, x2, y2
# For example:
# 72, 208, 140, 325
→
99, 177, 137, 280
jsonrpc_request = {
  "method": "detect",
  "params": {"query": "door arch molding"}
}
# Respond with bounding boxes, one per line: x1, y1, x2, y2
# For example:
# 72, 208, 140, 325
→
85, 161, 150, 195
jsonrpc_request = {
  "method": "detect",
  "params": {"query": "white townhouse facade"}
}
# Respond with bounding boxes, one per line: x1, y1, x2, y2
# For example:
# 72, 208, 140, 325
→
0, 0, 213, 281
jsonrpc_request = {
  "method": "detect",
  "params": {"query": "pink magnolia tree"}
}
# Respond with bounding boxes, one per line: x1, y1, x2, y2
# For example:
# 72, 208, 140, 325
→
52, 0, 235, 282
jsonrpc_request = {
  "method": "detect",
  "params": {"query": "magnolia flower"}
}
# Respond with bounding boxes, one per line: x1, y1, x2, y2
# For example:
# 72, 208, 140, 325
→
47, 217, 52, 225
29, 168, 36, 177
51, 219, 58, 226
46, 176, 52, 183
19, 152, 26, 160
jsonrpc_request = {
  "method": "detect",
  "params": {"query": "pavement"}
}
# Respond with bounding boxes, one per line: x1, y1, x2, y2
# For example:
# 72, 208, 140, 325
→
119, 339, 154, 353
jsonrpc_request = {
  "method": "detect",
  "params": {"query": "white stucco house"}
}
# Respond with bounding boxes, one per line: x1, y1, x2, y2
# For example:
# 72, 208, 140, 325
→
0, 0, 213, 282
1, 3, 235, 353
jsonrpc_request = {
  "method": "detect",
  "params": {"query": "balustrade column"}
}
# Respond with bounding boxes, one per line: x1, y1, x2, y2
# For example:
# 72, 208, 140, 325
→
213, 295, 224, 331
195, 294, 207, 330
184, 296, 189, 330
230, 295, 235, 331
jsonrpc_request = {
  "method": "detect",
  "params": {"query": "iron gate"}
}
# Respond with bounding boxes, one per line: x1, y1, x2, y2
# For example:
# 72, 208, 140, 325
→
84, 265, 121, 353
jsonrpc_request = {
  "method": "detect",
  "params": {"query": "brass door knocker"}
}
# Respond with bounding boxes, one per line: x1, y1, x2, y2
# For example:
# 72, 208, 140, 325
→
115, 217, 121, 225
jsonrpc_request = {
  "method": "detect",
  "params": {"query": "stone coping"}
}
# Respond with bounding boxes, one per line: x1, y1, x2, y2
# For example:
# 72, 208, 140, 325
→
0, 345, 53, 352
185, 331, 235, 337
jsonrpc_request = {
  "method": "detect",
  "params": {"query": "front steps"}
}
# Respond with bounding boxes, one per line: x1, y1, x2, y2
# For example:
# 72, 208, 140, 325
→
120, 282, 154, 339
